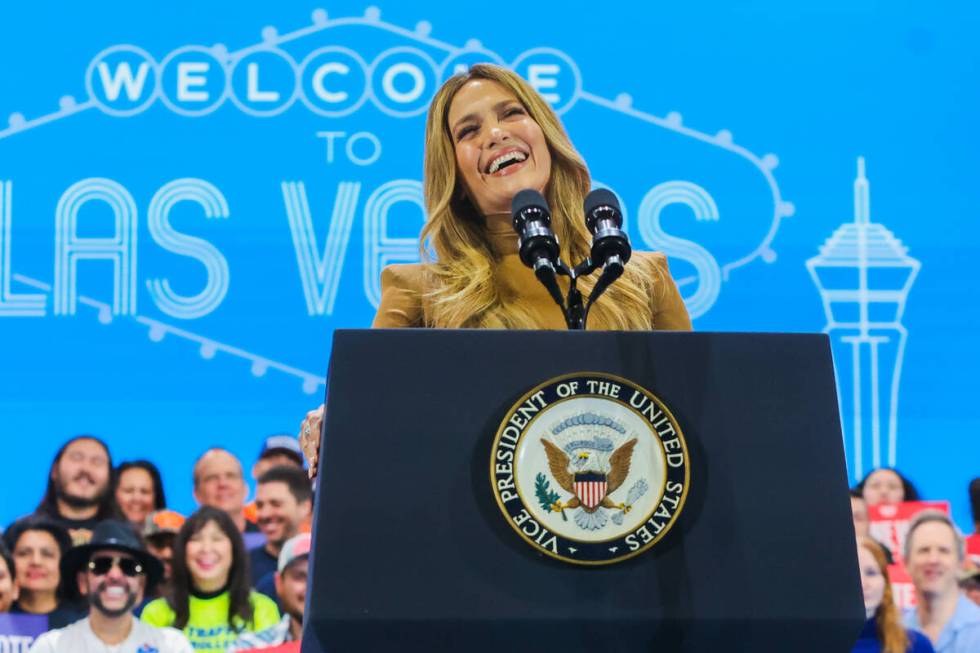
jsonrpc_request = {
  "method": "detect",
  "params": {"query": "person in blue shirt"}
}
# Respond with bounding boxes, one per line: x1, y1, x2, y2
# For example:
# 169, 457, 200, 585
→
902, 510, 980, 653
853, 536, 934, 653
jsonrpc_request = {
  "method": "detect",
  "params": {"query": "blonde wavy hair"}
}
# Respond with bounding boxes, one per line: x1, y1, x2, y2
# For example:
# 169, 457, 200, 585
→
419, 64, 661, 329
858, 537, 909, 653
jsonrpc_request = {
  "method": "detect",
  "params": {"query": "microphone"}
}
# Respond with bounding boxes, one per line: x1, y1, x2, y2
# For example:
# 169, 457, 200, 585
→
512, 189, 561, 273
584, 188, 631, 270
511, 189, 566, 309
582, 189, 631, 312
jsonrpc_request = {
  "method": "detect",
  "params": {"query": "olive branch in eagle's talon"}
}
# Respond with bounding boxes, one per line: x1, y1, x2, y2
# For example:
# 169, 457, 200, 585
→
534, 473, 568, 521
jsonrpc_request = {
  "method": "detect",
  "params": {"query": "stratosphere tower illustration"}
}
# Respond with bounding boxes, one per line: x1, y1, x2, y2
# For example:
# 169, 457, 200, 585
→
806, 158, 919, 481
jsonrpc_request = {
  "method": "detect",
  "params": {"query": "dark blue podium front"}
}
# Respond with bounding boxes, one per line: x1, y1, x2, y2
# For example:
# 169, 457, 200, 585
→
301, 330, 863, 653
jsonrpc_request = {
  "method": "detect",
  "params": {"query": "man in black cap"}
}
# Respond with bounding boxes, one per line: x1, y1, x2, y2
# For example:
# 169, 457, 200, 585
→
28, 520, 193, 653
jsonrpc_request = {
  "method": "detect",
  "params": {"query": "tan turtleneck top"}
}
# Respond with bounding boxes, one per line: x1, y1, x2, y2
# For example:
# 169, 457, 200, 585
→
371, 218, 692, 331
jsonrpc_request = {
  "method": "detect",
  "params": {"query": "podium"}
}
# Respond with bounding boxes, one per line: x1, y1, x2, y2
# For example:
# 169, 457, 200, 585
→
301, 330, 864, 652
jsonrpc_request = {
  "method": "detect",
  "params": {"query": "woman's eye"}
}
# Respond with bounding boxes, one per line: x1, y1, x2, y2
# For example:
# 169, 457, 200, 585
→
504, 107, 524, 118
456, 126, 476, 140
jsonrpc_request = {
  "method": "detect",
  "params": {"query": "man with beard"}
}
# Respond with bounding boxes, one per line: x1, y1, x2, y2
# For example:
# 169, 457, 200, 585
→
28, 520, 192, 652
228, 533, 310, 651
30, 436, 119, 545
248, 466, 312, 589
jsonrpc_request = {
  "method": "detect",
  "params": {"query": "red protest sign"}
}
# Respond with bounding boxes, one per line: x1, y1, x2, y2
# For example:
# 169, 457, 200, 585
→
887, 563, 917, 610
966, 534, 980, 566
868, 501, 949, 564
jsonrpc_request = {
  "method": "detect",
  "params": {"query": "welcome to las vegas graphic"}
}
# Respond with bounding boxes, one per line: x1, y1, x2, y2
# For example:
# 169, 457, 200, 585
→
0, 6, 915, 479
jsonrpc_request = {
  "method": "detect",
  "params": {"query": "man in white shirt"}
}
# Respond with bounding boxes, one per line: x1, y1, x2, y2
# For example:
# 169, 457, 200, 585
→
29, 520, 192, 653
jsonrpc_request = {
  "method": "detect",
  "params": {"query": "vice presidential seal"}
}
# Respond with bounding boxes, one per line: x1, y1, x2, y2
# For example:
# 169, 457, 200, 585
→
490, 372, 689, 565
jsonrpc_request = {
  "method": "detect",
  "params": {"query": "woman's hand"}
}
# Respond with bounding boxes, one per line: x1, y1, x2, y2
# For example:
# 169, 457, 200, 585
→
299, 405, 324, 478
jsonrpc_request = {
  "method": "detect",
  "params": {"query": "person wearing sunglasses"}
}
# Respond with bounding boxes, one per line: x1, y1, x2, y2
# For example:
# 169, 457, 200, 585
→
28, 520, 192, 652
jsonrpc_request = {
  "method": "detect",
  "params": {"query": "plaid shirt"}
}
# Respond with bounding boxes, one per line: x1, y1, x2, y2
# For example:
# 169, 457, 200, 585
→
227, 615, 296, 652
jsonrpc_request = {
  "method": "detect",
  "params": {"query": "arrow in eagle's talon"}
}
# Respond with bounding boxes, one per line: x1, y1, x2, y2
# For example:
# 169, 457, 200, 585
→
550, 501, 569, 521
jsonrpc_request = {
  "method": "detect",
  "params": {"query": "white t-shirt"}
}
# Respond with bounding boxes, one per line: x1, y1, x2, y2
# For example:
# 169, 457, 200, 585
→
28, 616, 193, 653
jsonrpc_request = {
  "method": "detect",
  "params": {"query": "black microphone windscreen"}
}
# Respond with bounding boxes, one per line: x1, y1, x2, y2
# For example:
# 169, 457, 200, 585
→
583, 188, 621, 217
511, 188, 549, 217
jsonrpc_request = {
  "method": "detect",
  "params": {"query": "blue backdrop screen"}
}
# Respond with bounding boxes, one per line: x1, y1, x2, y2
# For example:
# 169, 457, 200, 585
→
0, 2, 977, 529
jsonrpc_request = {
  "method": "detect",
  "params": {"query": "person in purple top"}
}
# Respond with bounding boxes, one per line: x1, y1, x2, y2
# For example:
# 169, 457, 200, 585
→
3, 517, 84, 628
852, 536, 934, 653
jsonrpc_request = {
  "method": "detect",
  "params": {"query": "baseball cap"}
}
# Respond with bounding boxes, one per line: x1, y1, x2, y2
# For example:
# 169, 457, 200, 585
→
258, 434, 304, 465
278, 533, 312, 573
143, 510, 186, 538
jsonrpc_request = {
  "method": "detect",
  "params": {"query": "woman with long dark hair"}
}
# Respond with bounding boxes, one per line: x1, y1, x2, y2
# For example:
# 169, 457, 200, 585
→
852, 536, 933, 653
140, 506, 279, 650
114, 460, 167, 529
856, 468, 921, 506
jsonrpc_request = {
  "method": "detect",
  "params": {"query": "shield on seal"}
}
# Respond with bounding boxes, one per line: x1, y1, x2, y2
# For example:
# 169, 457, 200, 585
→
573, 472, 608, 509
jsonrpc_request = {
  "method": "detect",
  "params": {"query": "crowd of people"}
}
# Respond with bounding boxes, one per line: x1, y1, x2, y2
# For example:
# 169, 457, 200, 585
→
1, 434, 312, 652
0, 433, 977, 653
848, 469, 980, 653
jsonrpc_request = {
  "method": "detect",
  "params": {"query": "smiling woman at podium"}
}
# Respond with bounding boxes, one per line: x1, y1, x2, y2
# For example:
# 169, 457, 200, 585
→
373, 63, 689, 331
300, 64, 690, 470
